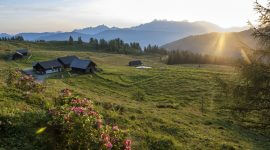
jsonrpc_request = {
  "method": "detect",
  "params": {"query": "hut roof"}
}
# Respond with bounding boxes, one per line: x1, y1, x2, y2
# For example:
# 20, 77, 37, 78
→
16, 49, 28, 55
71, 59, 95, 70
34, 60, 63, 70
14, 52, 23, 56
57, 56, 78, 65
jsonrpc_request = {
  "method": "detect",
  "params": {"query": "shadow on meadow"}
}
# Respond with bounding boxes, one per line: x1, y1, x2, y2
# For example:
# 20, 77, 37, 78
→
204, 118, 270, 150
2, 87, 49, 108
0, 111, 51, 150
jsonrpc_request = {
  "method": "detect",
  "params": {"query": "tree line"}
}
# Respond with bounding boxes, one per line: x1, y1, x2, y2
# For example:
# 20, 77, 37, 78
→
166, 50, 233, 65
0, 36, 24, 41
68, 36, 142, 54
68, 36, 166, 55
144, 44, 167, 55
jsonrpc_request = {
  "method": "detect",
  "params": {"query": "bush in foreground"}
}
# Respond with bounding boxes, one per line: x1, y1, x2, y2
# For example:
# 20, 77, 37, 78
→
2, 70, 132, 149
47, 89, 132, 149
5, 69, 45, 93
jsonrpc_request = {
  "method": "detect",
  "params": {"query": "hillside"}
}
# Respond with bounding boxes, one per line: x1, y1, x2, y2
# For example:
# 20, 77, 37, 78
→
162, 30, 259, 58
0, 41, 270, 149
1, 20, 248, 47
93, 29, 183, 47
0, 33, 11, 38
35, 32, 93, 42
130, 20, 223, 32
16, 32, 60, 41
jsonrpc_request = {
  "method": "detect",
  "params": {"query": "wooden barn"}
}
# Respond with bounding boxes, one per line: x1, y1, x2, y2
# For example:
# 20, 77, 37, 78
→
70, 59, 96, 73
57, 55, 78, 68
12, 49, 28, 60
33, 60, 63, 75
129, 60, 142, 66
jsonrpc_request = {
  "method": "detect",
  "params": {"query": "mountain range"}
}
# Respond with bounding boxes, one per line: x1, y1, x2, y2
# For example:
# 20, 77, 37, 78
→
0, 33, 11, 38
0, 20, 248, 47
73, 25, 120, 35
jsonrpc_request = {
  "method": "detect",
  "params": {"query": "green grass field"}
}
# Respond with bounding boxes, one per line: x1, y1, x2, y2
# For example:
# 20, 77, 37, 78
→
0, 41, 270, 149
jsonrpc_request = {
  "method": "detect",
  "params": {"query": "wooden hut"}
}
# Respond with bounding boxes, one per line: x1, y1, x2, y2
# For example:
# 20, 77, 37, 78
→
33, 60, 63, 75
70, 59, 96, 73
12, 49, 28, 60
128, 60, 142, 66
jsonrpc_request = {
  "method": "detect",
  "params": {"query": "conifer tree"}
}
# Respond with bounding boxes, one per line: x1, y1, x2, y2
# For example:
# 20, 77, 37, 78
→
218, 0, 270, 128
68, 36, 73, 45
78, 36, 83, 45
251, 0, 270, 49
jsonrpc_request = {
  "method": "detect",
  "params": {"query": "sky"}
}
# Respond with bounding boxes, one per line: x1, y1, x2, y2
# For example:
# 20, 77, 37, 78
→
0, 0, 265, 34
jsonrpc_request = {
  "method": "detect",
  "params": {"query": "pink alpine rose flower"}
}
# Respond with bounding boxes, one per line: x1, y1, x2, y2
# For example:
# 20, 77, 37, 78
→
112, 125, 119, 131
124, 139, 132, 150
105, 142, 113, 149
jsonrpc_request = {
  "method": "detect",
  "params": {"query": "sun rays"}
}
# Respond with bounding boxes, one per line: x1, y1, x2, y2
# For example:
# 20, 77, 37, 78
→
215, 33, 227, 56
240, 48, 251, 64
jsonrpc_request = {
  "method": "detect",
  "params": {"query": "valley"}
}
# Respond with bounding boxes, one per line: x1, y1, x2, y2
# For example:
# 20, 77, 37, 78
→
0, 41, 269, 149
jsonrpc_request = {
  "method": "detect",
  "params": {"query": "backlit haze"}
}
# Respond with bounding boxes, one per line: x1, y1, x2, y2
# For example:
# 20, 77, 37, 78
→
0, 0, 262, 34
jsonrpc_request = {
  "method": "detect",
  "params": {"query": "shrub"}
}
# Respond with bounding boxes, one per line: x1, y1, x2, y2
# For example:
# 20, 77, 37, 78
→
48, 89, 131, 149
216, 61, 270, 127
5, 69, 45, 93
5, 69, 21, 85
4, 69, 47, 106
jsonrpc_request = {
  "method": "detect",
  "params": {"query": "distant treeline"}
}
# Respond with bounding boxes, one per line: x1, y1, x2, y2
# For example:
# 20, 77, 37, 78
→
67, 36, 166, 55
144, 44, 167, 55
167, 50, 234, 65
0, 36, 24, 41
68, 36, 142, 54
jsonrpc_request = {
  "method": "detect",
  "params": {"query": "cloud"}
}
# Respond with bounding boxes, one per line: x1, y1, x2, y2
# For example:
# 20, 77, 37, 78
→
3, 7, 61, 13
0, 0, 97, 13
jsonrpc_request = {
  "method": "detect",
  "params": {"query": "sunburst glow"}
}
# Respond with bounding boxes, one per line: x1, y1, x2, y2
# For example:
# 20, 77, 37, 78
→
0, 0, 256, 33
215, 33, 227, 56
241, 49, 251, 64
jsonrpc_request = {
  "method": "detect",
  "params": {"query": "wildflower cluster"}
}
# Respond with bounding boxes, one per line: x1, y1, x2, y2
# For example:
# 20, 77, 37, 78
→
71, 98, 91, 107
101, 133, 113, 149
17, 75, 45, 93
60, 88, 72, 97
5, 69, 21, 85
124, 140, 132, 150
6, 69, 45, 93
98, 125, 131, 150
48, 89, 131, 149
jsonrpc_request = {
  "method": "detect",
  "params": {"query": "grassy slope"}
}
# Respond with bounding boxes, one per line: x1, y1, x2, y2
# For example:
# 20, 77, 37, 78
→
0, 41, 270, 149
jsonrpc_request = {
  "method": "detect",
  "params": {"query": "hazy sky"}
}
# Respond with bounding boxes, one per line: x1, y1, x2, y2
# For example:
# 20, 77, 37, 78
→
0, 0, 264, 34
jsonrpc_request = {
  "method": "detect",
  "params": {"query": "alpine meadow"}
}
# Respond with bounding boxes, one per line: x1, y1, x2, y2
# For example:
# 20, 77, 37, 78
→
0, 0, 270, 150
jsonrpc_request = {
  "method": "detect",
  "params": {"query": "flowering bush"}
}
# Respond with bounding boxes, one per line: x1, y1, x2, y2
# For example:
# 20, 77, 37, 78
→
5, 69, 21, 85
48, 89, 131, 149
6, 69, 45, 93
17, 75, 45, 93
4, 69, 47, 106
